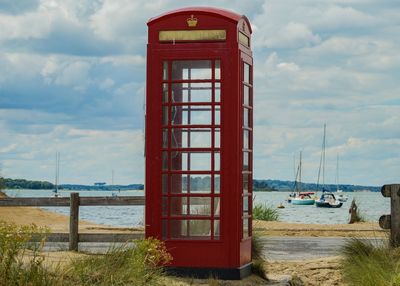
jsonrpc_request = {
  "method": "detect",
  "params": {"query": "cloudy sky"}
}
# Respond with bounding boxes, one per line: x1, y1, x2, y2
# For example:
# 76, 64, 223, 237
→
0, 0, 399, 186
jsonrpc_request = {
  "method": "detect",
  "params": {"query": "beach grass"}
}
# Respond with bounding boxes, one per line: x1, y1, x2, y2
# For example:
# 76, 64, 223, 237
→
0, 221, 171, 286
340, 237, 400, 285
253, 203, 279, 221
0, 221, 58, 286
66, 238, 172, 286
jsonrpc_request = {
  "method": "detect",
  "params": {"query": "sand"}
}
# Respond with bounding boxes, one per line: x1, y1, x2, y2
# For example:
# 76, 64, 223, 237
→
254, 220, 386, 237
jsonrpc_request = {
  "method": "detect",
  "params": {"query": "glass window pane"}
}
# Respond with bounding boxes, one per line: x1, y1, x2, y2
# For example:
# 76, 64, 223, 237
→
163, 83, 168, 102
243, 108, 249, 127
189, 220, 211, 237
172, 128, 212, 148
215, 128, 220, 148
171, 197, 188, 216
243, 174, 249, 194
163, 61, 168, 80
171, 174, 212, 194
215, 83, 221, 102
171, 173, 185, 194
214, 197, 220, 216
214, 175, 220, 194
244, 63, 250, 84
214, 152, 220, 171
172, 60, 212, 80
172, 106, 212, 125
243, 130, 249, 149
162, 174, 168, 194
172, 83, 212, 103
243, 196, 249, 214
243, 85, 249, 106
243, 152, 249, 171
190, 197, 211, 216
170, 220, 211, 239
162, 151, 168, 171
214, 220, 220, 239
171, 152, 212, 171
215, 60, 221, 80
215, 107, 220, 125
162, 129, 168, 148
189, 175, 212, 194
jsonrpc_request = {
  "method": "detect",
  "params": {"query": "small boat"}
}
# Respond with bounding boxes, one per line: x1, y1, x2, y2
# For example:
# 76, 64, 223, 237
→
288, 152, 316, 205
315, 192, 343, 208
291, 192, 316, 205
277, 202, 285, 209
336, 192, 348, 202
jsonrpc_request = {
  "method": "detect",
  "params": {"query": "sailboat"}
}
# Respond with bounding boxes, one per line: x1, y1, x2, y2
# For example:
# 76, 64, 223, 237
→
288, 151, 316, 205
52, 152, 60, 197
315, 124, 343, 208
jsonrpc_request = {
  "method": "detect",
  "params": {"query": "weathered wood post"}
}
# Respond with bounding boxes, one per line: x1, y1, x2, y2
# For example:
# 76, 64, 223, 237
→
69, 192, 80, 251
379, 184, 400, 247
348, 198, 358, 224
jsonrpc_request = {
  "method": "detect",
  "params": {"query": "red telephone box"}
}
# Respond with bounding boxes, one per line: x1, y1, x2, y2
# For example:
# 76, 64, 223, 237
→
145, 7, 253, 279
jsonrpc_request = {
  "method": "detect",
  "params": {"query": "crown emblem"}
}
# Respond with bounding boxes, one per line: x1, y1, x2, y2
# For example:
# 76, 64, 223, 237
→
187, 15, 198, 27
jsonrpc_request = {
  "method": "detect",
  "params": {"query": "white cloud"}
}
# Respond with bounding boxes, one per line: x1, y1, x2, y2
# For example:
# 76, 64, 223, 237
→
259, 21, 321, 48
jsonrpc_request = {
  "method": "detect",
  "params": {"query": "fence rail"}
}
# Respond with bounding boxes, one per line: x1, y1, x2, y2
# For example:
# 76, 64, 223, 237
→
0, 193, 145, 250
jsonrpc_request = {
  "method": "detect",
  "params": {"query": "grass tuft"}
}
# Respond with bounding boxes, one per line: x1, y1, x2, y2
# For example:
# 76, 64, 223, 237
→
251, 259, 268, 280
340, 237, 400, 286
66, 238, 172, 286
0, 221, 57, 286
253, 203, 279, 221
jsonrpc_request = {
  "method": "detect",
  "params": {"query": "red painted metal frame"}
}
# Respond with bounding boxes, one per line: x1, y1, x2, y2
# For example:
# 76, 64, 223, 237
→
146, 7, 253, 269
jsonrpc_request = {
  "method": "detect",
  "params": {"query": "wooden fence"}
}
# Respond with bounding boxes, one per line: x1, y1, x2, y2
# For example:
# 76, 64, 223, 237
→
379, 184, 400, 247
0, 192, 145, 250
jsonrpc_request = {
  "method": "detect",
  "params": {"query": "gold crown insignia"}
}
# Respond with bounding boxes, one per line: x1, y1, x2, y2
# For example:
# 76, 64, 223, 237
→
187, 15, 198, 27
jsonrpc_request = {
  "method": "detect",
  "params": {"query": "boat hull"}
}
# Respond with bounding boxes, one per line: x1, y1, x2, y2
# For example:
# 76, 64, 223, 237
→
291, 199, 315, 205
315, 201, 343, 208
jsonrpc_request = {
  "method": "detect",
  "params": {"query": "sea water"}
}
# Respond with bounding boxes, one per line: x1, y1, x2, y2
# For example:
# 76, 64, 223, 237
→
3, 189, 390, 226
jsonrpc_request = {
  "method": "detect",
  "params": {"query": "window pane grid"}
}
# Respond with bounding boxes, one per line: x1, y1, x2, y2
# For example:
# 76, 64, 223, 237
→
162, 59, 221, 241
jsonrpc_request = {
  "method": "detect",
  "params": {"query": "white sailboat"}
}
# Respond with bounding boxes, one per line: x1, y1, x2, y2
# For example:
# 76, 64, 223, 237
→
288, 151, 316, 205
315, 124, 343, 208
53, 152, 60, 197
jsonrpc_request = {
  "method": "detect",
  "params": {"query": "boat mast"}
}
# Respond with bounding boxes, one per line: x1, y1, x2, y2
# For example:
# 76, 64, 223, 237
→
299, 151, 302, 193
54, 152, 60, 193
316, 123, 326, 191
322, 123, 326, 188
336, 154, 339, 191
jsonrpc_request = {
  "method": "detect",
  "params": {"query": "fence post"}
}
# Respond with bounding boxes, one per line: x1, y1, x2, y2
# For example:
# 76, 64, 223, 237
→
69, 192, 80, 251
379, 184, 400, 247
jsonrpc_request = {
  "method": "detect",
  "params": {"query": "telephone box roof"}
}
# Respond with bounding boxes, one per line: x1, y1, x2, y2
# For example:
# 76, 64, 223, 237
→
147, 6, 252, 33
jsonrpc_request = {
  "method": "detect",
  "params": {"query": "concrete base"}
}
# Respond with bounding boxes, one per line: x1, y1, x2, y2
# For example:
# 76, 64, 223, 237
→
165, 263, 252, 280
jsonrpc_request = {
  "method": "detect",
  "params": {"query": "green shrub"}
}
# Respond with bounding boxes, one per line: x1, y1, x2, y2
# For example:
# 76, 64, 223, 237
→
341, 237, 400, 286
67, 238, 172, 286
0, 221, 57, 286
253, 204, 279, 221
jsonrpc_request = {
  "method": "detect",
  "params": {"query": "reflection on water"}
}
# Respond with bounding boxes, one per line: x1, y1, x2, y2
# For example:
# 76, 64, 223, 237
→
4, 189, 389, 226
